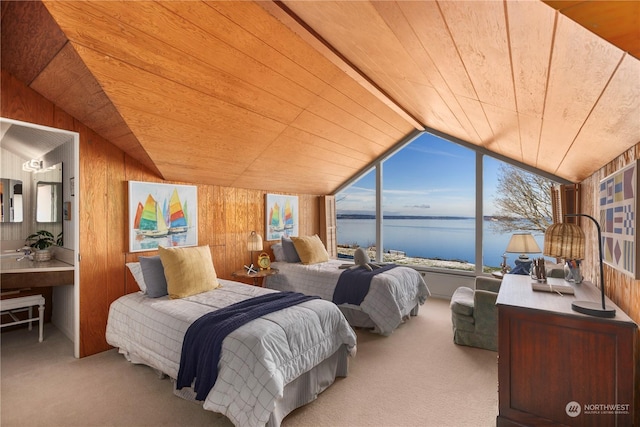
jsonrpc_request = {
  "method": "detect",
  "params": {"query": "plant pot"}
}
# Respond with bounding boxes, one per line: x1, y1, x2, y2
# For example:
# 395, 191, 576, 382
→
33, 249, 52, 262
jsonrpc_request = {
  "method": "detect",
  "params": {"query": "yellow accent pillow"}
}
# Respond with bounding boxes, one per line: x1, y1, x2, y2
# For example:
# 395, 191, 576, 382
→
158, 245, 220, 299
291, 235, 329, 264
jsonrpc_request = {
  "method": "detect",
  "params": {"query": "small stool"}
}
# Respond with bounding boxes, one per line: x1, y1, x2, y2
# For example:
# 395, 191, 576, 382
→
0, 295, 45, 342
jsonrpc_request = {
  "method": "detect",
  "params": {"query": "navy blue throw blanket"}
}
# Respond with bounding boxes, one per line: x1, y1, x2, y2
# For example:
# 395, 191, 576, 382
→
333, 264, 397, 306
176, 291, 318, 400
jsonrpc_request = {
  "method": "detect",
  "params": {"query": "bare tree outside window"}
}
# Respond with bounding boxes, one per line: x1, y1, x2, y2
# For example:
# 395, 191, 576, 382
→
490, 165, 555, 234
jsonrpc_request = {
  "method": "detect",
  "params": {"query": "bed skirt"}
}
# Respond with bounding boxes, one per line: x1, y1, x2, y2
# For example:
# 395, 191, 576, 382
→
170, 344, 350, 427
339, 303, 420, 332
268, 344, 349, 426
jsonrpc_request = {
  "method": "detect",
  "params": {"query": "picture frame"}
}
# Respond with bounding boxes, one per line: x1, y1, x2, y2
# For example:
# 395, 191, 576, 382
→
265, 194, 298, 241
128, 181, 198, 252
599, 160, 639, 279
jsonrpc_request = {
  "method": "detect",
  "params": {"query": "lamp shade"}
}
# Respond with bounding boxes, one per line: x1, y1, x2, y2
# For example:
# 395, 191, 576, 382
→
543, 223, 585, 259
247, 231, 263, 252
505, 233, 541, 255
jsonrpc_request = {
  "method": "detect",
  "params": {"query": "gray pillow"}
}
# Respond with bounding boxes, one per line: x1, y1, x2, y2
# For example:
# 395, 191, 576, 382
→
272, 243, 285, 262
139, 255, 168, 298
281, 237, 301, 263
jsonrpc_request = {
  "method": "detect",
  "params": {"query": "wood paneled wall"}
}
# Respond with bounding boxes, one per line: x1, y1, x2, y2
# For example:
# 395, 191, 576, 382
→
580, 142, 640, 424
1, 69, 320, 356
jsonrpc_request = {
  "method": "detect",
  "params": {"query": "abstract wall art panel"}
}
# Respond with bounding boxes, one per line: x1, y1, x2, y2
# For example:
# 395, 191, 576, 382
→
599, 160, 639, 278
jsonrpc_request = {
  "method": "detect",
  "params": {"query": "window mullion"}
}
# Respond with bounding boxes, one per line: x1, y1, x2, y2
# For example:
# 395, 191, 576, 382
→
476, 152, 484, 275
376, 162, 383, 263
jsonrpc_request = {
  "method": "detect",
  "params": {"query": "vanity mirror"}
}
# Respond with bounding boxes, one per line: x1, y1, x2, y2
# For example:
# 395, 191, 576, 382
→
0, 178, 23, 222
35, 163, 62, 223
36, 181, 62, 223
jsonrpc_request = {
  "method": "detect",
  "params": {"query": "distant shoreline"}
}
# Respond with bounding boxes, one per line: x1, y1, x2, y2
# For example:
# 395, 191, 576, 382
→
338, 214, 506, 221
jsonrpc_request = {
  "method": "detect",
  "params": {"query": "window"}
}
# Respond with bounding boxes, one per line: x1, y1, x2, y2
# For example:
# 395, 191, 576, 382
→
483, 157, 556, 273
336, 169, 376, 257
336, 131, 558, 273
381, 134, 475, 269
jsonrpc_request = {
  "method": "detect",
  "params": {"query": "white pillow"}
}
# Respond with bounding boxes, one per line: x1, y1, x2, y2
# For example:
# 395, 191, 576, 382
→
126, 262, 147, 293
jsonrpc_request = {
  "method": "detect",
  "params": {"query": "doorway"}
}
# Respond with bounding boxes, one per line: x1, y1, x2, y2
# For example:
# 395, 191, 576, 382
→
0, 117, 80, 358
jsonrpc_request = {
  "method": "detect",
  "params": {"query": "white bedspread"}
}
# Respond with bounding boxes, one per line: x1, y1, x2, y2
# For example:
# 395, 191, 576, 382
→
265, 260, 430, 335
106, 279, 356, 427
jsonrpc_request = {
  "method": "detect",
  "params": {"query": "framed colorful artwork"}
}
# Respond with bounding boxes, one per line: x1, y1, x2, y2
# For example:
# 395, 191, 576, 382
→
599, 160, 639, 278
128, 181, 198, 252
265, 194, 298, 241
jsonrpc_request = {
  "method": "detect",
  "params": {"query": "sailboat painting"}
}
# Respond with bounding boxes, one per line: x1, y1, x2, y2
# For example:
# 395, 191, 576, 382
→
128, 181, 197, 252
266, 194, 298, 241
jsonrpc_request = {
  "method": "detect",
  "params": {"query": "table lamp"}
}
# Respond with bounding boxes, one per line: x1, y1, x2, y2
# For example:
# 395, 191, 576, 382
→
247, 231, 263, 266
505, 233, 541, 261
504, 233, 541, 275
543, 214, 615, 318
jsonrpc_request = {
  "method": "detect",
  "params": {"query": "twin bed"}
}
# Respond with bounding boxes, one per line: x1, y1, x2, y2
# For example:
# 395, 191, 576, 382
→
106, 241, 429, 426
265, 259, 430, 336
107, 278, 356, 427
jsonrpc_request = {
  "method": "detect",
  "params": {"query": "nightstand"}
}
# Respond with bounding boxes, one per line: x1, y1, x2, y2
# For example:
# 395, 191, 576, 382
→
231, 268, 278, 287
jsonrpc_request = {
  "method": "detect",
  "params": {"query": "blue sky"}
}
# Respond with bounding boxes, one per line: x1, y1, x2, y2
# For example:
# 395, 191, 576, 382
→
336, 132, 503, 217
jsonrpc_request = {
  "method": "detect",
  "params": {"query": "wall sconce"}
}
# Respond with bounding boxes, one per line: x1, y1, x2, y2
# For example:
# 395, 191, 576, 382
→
247, 231, 263, 266
544, 214, 615, 318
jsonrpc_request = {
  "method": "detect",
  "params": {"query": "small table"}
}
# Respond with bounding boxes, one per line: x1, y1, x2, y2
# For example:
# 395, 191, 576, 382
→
231, 268, 278, 287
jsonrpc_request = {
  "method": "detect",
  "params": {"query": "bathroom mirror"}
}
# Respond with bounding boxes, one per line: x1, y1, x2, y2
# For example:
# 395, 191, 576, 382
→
35, 162, 63, 223
36, 181, 62, 223
0, 178, 23, 222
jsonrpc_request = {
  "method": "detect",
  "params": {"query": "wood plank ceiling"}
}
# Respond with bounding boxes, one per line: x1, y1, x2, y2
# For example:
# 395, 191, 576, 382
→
1, 1, 639, 195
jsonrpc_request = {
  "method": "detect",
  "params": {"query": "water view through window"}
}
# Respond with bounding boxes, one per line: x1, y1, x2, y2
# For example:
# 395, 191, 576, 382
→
336, 133, 553, 271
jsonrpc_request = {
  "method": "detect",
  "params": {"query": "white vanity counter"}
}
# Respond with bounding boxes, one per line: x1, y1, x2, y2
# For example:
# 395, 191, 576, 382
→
0, 257, 74, 273
1, 256, 74, 290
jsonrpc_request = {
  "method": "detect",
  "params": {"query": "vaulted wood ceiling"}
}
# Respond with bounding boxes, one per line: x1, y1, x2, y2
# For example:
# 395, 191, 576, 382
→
1, 1, 638, 195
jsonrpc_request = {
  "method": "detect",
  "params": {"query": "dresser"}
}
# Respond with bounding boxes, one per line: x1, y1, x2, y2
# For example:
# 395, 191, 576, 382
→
496, 274, 637, 426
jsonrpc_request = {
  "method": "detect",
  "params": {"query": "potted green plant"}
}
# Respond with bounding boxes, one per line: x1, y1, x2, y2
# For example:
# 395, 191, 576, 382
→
26, 230, 56, 261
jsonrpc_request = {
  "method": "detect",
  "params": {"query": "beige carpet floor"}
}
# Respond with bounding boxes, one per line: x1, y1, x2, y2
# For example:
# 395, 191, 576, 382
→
1, 298, 498, 427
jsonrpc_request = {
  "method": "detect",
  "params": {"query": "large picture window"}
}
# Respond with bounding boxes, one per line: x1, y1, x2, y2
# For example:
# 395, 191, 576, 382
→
336, 131, 558, 274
